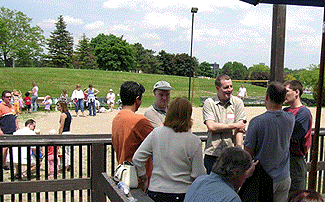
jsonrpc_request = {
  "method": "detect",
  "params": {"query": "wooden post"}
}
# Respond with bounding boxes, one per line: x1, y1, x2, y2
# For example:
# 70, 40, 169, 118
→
270, 4, 286, 83
91, 143, 106, 201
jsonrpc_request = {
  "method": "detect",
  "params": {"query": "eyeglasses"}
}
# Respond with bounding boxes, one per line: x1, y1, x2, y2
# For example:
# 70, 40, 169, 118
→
5, 96, 11, 99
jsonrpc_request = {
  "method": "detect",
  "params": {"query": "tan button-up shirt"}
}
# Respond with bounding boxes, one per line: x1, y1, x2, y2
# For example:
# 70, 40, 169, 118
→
202, 95, 246, 157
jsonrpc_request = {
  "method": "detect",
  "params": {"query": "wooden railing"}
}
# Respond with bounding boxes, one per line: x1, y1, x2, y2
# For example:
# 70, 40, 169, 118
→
0, 129, 324, 201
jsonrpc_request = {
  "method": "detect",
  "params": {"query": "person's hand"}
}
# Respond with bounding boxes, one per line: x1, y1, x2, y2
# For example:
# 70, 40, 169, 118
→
235, 120, 246, 133
0, 130, 3, 135
138, 176, 148, 192
245, 160, 259, 178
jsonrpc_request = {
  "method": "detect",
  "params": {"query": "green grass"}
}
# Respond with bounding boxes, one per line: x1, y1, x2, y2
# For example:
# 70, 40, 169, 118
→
0, 67, 269, 107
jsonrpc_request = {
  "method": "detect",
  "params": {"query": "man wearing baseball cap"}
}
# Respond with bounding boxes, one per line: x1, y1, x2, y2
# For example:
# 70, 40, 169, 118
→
144, 81, 174, 128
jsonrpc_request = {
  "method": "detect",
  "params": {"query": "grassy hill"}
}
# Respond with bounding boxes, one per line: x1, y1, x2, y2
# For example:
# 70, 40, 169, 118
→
0, 67, 269, 107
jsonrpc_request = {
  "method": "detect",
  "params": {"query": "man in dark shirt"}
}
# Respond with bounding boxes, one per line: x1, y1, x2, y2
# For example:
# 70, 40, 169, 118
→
0, 90, 19, 170
283, 80, 312, 192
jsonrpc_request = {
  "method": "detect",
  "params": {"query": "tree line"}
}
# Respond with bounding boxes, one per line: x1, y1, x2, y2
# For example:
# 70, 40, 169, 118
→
0, 7, 273, 79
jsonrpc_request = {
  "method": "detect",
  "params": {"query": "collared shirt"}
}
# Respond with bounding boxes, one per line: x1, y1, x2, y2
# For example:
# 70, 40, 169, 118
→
185, 172, 241, 202
0, 102, 17, 134
144, 102, 167, 128
202, 95, 246, 157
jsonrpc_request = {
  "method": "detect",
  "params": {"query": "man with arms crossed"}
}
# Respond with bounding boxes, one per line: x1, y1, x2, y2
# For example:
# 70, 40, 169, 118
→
244, 82, 295, 201
284, 80, 312, 193
0, 90, 19, 171
144, 81, 174, 128
202, 75, 246, 174
112, 81, 154, 190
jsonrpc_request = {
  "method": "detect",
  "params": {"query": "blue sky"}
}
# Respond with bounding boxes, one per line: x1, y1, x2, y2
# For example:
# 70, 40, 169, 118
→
3, 0, 324, 70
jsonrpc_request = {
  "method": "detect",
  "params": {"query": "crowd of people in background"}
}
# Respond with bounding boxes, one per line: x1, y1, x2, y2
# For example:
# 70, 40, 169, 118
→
0, 82, 117, 117
0, 76, 322, 201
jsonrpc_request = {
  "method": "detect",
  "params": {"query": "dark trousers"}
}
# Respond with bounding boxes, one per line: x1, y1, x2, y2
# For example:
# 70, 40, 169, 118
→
148, 191, 185, 202
204, 155, 218, 174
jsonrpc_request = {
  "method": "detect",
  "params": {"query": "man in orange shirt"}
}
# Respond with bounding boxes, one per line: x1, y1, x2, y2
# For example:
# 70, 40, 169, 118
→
0, 90, 19, 171
112, 81, 154, 189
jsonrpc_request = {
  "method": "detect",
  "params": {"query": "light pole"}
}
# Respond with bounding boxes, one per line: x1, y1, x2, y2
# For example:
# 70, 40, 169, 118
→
188, 7, 198, 101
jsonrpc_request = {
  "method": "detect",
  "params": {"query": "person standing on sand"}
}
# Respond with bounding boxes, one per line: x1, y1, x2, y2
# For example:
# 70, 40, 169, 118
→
56, 101, 72, 172
71, 84, 86, 117
29, 82, 39, 112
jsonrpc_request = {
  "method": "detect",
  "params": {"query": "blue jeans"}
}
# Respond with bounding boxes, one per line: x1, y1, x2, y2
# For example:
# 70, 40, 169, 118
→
88, 101, 96, 116
74, 99, 84, 112
204, 155, 218, 174
31, 95, 38, 112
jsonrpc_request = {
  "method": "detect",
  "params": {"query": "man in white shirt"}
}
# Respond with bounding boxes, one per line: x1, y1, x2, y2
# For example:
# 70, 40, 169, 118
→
13, 119, 42, 180
238, 84, 248, 100
106, 89, 115, 111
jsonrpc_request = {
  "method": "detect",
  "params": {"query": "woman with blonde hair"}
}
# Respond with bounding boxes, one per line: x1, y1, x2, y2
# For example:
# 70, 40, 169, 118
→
133, 97, 206, 202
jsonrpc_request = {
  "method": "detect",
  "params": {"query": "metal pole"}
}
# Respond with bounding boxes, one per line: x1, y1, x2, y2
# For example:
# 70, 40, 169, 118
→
188, 11, 195, 100
308, 6, 325, 191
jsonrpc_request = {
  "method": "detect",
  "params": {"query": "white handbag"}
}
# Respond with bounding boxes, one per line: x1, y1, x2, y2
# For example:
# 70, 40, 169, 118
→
114, 161, 138, 188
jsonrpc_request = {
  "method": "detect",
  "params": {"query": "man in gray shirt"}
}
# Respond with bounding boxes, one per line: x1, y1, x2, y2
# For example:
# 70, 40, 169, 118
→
144, 81, 174, 128
202, 75, 246, 174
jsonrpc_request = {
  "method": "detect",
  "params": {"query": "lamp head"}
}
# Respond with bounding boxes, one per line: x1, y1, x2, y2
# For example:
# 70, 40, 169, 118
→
191, 7, 198, 13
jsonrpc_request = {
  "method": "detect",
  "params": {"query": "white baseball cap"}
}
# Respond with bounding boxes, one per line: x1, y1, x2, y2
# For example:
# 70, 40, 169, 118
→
153, 81, 174, 91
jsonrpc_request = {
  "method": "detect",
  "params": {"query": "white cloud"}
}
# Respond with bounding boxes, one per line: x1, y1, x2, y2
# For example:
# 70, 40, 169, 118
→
141, 32, 160, 40
84, 21, 105, 30
111, 24, 132, 31
240, 9, 271, 27
63, 16, 83, 25
289, 35, 321, 52
153, 42, 163, 47
103, 0, 136, 9
38, 19, 56, 29
103, 0, 251, 12
143, 12, 191, 30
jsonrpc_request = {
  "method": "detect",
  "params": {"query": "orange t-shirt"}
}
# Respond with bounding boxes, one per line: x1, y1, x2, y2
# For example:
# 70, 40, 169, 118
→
112, 109, 154, 178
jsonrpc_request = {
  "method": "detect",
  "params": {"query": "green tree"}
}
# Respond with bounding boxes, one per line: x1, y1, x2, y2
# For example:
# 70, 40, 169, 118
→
133, 43, 160, 74
197, 61, 213, 77
221, 61, 247, 79
247, 64, 270, 87
0, 7, 45, 67
91, 34, 136, 71
46, 15, 74, 68
73, 33, 97, 69
158, 50, 175, 75
247, 64, 270, 79
174, 53, 198, 77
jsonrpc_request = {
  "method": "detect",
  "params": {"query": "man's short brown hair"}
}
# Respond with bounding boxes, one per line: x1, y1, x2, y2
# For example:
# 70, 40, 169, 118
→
215, 75, 231, 87
283, 80, 303, 97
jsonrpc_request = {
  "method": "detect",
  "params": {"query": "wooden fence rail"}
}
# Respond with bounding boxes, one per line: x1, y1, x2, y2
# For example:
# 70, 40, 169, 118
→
0, 129, 324, 201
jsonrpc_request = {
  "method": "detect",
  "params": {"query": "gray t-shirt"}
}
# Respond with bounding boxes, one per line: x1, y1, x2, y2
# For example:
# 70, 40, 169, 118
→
202, 95, 246, 157
244, 110, 295, 182
144, 102, 166, 128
